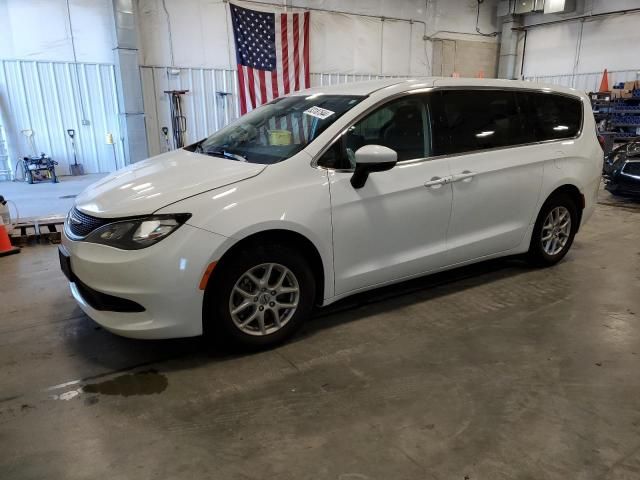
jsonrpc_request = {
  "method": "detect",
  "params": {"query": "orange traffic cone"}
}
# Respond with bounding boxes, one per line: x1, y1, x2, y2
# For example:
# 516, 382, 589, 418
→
599, 69, 609, 92
0, 223, 19, 257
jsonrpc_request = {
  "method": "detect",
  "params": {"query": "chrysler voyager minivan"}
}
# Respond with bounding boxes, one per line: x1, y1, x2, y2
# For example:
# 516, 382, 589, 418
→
60, 78, 602, 347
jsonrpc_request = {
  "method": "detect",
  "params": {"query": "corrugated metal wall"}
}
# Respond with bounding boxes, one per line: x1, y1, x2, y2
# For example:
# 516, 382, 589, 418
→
141, 66, 407, 157
0, 60, 125, 176
310, 72, 407, 86
140, 67, 239, 158
524, 69, 640, 92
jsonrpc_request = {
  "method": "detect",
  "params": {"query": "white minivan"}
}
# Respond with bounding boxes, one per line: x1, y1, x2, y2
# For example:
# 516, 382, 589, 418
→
60, 78, 602, 347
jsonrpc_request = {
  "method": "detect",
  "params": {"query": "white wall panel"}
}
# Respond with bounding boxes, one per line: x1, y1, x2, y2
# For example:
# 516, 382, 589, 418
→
0, 0, 114, 64
67, 0, 115, 64
522, 23, 581, 77
522, 2, 640, 82
292, 0, 429, 20
430, 0, 500, 38
0, 60, 125, 175
590, 0, 640, 14
578, 14, 640, 72
311, 12, 385, 74
381, 20, 412, 76
137, 0, 433, 75
410, 22, 430, 76
136, 0, 173, 67
201, 1, 234, 68
0, 1, 14, 59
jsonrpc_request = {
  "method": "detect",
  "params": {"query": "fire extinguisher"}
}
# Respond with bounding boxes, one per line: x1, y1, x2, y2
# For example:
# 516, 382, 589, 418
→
0, 195, 18, 234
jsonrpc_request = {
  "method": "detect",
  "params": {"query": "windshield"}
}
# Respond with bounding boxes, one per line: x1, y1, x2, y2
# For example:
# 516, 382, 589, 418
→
186, 95, 365, 164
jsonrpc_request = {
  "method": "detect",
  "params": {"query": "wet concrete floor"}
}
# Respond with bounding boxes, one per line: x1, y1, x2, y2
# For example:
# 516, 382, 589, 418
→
1, 201, 640, 479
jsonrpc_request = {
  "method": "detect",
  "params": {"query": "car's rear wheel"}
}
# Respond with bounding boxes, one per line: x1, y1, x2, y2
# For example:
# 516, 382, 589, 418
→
205, 244, 315, 349
527, 193, 578, 267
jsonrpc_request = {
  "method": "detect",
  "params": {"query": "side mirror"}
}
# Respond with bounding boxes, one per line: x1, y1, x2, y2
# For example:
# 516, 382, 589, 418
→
350, 145, 398, 189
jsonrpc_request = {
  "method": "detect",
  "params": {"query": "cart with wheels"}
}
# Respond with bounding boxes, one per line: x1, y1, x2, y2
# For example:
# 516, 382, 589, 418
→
22, 154, 58, 184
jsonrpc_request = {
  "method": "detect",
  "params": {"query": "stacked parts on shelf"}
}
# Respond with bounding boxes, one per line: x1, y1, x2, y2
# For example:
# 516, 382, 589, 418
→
610, 81, 640, 141
591, 77, 640, 144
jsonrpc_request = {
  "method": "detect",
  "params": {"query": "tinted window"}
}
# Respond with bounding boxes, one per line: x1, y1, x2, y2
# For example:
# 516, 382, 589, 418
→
318, 96, 429, 169
431, 90, 530, 155
527, 92, 582, 141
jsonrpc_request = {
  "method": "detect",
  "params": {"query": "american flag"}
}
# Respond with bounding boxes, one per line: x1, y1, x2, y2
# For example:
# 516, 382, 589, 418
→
230, 4, 310, 115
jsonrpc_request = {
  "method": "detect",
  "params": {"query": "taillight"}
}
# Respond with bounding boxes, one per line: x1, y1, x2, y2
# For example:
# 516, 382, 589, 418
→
597, 134, 605, 151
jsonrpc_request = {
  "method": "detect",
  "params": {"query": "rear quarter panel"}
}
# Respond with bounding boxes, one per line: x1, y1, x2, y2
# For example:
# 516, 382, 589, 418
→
538, 96, 602, 227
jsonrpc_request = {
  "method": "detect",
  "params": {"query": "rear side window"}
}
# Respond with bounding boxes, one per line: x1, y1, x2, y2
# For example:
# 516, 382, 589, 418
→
431, 90, 531, 155
526, 92, 582, 141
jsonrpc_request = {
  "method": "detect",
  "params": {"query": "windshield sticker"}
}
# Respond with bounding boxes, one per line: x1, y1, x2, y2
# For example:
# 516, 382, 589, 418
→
304, 106, 335, 120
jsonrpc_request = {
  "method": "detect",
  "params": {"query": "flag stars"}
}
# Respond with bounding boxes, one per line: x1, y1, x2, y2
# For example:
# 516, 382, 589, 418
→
232, 6, 277, 71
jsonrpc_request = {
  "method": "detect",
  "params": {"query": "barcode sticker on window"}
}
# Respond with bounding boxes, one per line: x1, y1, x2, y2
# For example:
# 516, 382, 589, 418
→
304, 106, 335, 120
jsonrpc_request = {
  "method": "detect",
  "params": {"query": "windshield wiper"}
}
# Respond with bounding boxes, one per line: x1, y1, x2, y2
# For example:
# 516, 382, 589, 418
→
202, 148, 248, 162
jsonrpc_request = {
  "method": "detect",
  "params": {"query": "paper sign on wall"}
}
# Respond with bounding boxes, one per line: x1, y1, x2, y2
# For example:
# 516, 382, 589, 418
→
304, 106, 335, 120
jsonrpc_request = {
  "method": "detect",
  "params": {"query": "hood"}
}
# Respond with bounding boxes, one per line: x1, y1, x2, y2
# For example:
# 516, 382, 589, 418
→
75, 149, 266, 218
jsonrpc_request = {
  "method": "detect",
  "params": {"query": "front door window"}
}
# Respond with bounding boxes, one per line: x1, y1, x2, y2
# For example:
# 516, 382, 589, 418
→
319, 97, 429, 170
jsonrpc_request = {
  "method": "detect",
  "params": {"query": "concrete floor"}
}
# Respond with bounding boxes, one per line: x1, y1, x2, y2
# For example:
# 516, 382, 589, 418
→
1, 201, 640, 479
0, 174, 106, 218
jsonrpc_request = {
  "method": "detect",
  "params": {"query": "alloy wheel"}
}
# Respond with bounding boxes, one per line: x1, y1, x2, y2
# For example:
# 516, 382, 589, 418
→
229, 263, 300, 336
541, 206, 572, 256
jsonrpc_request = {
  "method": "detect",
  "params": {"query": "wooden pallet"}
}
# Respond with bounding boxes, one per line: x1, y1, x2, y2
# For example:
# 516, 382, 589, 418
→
9, 215, 66, 246
38, 219, 65, 244
10, 221, 38, 246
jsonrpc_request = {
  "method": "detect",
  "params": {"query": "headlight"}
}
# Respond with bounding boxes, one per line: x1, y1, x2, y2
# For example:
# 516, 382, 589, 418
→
84, 214, 191, 250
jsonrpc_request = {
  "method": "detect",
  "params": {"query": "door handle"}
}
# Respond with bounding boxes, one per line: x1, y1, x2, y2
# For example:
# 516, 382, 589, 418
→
424, 176, 449, 189
452, 170, 475, 183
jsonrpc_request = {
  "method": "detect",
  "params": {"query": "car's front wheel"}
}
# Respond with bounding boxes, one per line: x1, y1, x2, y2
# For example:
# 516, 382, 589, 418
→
527, 193, 578, 267
205, 244, 316, 349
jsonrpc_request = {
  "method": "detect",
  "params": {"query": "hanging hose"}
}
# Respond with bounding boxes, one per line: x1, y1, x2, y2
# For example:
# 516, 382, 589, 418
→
164, 90, 188, 149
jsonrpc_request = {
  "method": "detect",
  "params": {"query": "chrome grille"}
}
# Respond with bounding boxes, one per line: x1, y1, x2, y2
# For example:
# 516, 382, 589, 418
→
67, 207, 110, 238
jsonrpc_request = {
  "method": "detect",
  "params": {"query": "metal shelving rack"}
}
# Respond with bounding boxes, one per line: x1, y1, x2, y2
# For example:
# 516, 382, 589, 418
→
609, 90, 640, 142
590, 91, 612, 125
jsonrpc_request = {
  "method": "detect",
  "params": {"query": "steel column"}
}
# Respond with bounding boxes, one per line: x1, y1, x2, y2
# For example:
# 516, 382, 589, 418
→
112, 0, 148, 164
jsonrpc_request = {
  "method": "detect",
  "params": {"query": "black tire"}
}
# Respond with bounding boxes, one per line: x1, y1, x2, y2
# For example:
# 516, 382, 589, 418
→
26, 170, 33, 184
204, 243, 316, 349
527, 193, 578, 267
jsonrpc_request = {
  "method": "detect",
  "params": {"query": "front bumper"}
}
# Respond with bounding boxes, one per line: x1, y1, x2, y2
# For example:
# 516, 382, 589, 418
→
61, 223, 230, 339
